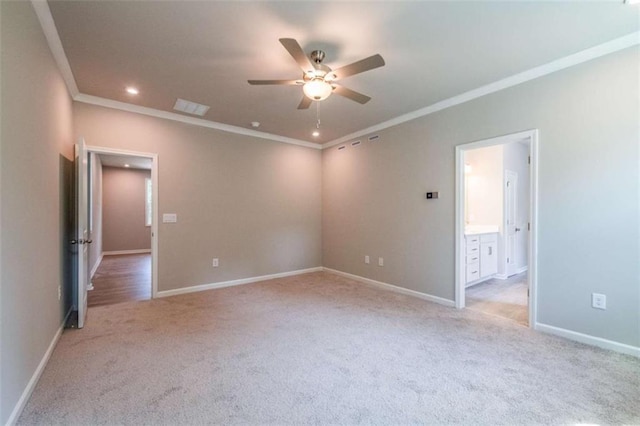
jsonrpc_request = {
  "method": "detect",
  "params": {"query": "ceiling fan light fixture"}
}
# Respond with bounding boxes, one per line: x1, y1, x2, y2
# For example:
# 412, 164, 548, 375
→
303, 78, 332, 101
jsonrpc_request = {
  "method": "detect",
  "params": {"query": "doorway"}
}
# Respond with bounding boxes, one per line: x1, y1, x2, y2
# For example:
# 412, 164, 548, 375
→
455, 130, 538, 327
85, 146, 158, 308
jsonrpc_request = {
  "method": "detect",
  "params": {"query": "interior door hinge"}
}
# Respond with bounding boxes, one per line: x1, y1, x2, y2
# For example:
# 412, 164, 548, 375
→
528, 156, 531, 165
527, 223, 530, 231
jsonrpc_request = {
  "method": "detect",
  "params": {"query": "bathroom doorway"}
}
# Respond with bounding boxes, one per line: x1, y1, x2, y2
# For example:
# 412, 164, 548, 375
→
455, 130, 538, 327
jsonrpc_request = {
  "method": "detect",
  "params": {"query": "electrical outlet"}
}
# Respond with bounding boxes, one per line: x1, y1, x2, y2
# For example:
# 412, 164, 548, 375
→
592, 293, 606, 310
364, 255, 370, 264
378, 257, 384, 267
212, 258, 219, 267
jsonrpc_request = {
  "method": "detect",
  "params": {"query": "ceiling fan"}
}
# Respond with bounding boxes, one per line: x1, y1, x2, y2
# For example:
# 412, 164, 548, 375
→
248, 38, 385, 110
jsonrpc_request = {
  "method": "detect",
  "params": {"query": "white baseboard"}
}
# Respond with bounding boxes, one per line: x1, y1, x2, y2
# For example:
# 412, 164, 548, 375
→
6, 309, 72, 425
535, 322, 639, 358
103, 249, 151, 256
155, 267, 324, 298
89, 253, 103, 279
494, 273, 509, 280
516, 266, 528, 274
323, 267, 455, 308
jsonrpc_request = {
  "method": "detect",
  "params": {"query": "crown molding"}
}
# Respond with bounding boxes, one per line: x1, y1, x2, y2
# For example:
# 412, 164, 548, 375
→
322, 31, 640, 149
73, 94, 321, 149
31, 0, 79, 98
32, 0, 637, 152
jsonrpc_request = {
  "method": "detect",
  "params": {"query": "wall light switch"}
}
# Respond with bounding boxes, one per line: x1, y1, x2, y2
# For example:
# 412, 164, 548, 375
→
212, 258, 219, 267
163, 213, 177, 223
426, 192, 439, 199
365, 255, 370, 264
378, 257, 384, 267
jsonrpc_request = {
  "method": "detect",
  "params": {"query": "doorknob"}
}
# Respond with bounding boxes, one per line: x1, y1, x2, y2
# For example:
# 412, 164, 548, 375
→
86, 239, 93, 244
70, 239, 78, 245
515, 227, 521, 232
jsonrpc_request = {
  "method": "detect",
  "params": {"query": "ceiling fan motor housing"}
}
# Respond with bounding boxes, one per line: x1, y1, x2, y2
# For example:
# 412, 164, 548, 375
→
310, 50, 326, 64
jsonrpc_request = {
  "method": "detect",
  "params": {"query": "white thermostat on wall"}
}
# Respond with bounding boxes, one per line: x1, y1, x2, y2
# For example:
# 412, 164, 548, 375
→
163, 213, 177, 223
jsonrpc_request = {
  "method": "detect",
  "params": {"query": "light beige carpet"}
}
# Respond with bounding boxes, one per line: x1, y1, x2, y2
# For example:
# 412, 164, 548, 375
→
18, 272, 639, 424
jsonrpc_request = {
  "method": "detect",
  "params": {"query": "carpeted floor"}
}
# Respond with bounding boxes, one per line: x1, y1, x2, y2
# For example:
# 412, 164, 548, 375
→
18, 272, 639, 424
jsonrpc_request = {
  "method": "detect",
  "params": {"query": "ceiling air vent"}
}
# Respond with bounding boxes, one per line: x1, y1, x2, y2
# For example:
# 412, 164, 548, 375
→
351, 140, 362, 147
338, 145, 346, 151
368, 135, 380, 142
173, 98, 210, 116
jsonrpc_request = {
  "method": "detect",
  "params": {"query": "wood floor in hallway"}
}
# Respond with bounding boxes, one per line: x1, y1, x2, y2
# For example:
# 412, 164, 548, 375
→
88, 253, 151, 307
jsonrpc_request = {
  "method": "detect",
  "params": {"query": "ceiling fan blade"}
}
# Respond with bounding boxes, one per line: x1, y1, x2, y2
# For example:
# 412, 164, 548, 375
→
247, 79, 302, 85
331, 54, 385, 79
332, 85, 371, 104
297, 96, 312, 110
279, 38, 316, 74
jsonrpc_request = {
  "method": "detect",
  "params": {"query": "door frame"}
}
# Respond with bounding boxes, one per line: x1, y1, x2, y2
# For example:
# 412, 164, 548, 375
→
87, 145, 159, 298
454, 129, 539, 328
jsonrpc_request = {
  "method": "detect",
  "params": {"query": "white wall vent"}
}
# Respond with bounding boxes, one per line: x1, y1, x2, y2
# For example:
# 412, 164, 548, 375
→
338, 145, 346, 150
173, 98, 210, 116
351, 140, 362, 147
368, 135, 380, 142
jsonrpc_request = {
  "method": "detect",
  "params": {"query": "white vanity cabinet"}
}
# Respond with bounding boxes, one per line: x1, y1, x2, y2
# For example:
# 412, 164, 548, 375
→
479, 233, 498, 277
465, 235, 481, 284
465, 232, 498, 286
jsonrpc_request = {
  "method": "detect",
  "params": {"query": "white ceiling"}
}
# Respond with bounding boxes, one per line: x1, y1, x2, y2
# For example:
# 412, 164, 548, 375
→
48, 1, 639, 145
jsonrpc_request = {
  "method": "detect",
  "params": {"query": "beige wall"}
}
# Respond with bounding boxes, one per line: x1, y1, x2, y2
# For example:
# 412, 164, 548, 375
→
102, 166, 151, 252
0, 2, 75, 423
74, 104, 322, 292
323, 46, 639, 347
89, 153, 103, 275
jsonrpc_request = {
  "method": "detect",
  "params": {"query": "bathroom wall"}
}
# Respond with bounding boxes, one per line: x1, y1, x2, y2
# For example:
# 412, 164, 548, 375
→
465, 145, 503, 228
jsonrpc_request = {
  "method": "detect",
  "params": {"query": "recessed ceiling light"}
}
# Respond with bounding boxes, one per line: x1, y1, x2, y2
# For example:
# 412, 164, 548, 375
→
625, 0, 639, 4
126, 87, 139, 95
124, 164, 130, 168
312, 130, 320, 137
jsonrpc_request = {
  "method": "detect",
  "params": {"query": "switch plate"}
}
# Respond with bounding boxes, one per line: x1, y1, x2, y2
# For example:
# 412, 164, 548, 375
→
365, 255, 370, 264
592, 293, 606, 310
378, 257, 384, 267
57, 285, 61, 300
163, 213, 177, 223
212, 258, 219, 267
426, 192, 439, 199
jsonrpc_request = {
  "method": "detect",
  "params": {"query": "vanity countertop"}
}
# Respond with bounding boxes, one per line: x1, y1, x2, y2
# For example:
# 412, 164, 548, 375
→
464, 225, 499, 235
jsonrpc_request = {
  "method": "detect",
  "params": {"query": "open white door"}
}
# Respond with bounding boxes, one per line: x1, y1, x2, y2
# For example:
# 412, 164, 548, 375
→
74, 137, 90, 328
505, 170, 518, 277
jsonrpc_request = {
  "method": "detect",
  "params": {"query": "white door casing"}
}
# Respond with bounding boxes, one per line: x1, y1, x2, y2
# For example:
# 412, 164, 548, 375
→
454, 128, 539, 329
74, 137, 90, 328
